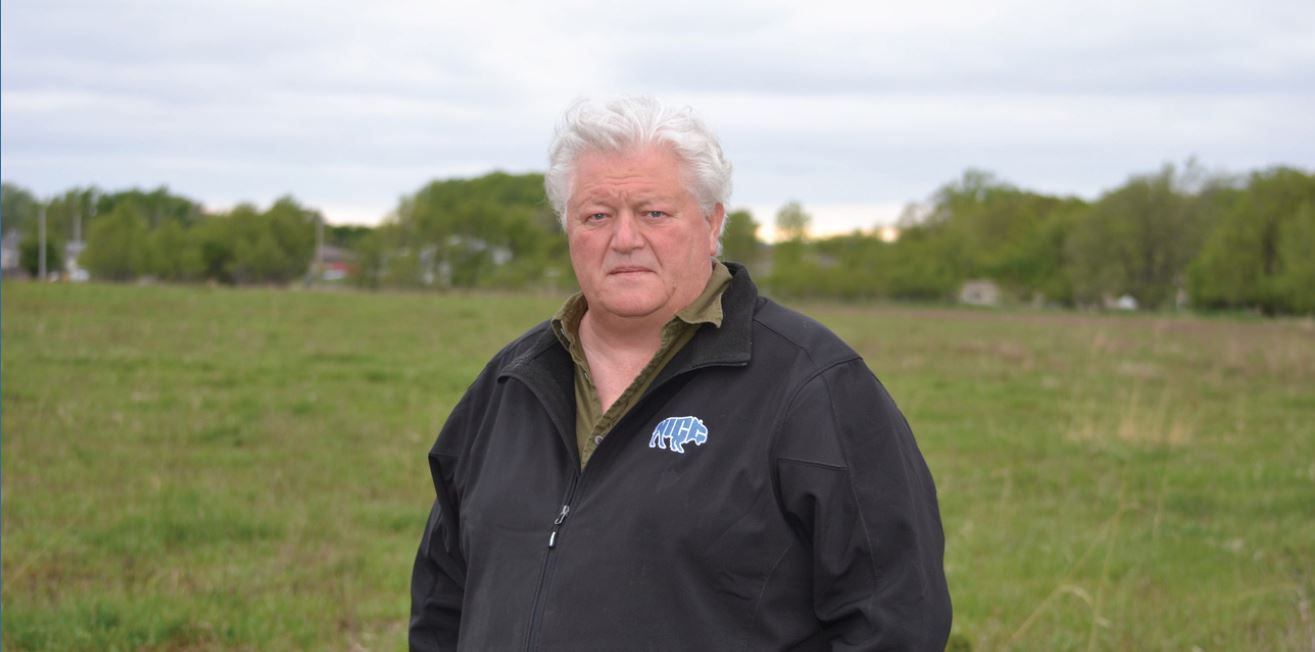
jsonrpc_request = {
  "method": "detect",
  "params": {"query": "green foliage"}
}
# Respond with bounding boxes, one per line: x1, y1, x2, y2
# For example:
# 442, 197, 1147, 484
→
2, 182, 42, 236
927, 170, 1087, 301
149, 220, 204, 281
761, 173, 1088, 306
1274, 203, 1315, 313
40, 187, 103, 243
18, 234, 62, 277
327, 224, 373, 249
225, 197, 316, 284
80, 204, 152, 281
9, 162, 1314, 313
383, 172, 568, 289
71, 193, 315, 285
1065, 165, 1215, 310
768, 201, 830, 299
884, 223, 964, 301
804, 231, 895, 300
720, 208, 761, 269
1188, 167, 1315, 314
95, 186, 204, 229
774, 200, 811, 242
349, 228, 388, 289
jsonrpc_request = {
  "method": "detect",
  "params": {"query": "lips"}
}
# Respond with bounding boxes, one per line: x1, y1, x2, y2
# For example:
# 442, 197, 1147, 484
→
608, 266, 652, 275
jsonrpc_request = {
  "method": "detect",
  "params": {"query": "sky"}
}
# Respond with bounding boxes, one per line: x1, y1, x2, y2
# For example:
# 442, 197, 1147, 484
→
3, 0, 1313, 240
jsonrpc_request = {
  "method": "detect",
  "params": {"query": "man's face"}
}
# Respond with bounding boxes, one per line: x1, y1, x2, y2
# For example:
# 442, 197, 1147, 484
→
566, 145, 724, 324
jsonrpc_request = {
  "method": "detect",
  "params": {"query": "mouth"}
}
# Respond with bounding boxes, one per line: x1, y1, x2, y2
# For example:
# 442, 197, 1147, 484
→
608, 266, 653, 275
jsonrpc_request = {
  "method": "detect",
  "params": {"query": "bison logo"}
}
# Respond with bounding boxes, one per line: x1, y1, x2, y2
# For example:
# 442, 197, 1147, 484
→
648, 416, 709, 454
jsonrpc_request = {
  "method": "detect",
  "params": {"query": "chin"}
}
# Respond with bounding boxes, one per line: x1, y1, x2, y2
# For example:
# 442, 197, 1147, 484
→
600, 299, 664, 319
593, 292, 666, 319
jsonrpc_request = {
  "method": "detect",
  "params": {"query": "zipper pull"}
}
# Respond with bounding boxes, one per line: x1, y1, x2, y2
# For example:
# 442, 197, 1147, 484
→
548, 504, 570, 548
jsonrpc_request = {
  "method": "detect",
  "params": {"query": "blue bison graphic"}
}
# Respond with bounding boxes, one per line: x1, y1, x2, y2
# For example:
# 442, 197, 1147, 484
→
648, 416, 709, 454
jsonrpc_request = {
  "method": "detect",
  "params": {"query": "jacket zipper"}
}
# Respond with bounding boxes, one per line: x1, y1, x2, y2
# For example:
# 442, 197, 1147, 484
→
524, 474, 578, 651
518, 362, 721, 649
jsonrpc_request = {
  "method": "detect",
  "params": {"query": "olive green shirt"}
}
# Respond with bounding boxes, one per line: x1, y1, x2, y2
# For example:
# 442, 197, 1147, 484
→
551, 261, 733, 469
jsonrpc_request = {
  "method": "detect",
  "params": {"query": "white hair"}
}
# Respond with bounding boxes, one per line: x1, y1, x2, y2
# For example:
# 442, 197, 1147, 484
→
545, 96, 733, 235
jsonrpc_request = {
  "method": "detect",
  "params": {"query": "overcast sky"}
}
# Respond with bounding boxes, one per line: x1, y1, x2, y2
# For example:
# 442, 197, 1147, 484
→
3, 0, 1313, 238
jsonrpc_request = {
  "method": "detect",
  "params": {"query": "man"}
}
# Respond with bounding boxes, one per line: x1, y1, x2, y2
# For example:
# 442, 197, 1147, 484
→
410, 97, 951, 651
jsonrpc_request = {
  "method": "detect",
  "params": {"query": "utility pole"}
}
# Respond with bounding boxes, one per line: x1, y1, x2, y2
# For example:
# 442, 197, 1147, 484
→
38, 205, 47, 280
86, 195, 97, 242
315, 213, 325, 285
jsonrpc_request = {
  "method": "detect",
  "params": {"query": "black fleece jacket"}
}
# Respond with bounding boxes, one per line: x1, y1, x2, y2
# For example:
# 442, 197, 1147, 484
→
410, 263, 951, 651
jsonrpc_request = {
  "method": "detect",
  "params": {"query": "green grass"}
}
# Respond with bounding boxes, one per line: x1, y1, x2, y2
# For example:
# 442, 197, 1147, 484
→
4, 282, 1314, 650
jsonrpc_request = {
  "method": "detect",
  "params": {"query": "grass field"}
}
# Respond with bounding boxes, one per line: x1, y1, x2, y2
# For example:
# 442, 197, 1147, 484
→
3, 281, 1314, 650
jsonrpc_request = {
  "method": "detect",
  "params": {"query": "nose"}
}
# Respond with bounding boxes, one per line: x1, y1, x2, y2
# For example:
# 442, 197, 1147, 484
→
610, 211, 644, 252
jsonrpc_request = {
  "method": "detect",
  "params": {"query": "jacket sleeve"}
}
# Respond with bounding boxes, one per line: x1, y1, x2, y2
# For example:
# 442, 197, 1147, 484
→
773, 359, 952, 651
409, 392, 477, 651
409, 492, 465, 651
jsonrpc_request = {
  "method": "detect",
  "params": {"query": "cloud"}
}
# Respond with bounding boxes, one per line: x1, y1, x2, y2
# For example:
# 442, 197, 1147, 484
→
3, 0, 1313, 228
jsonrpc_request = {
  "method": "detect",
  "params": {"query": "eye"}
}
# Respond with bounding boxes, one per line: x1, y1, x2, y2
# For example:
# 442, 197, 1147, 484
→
643, 210, 668, 219
584, 212, 608, 222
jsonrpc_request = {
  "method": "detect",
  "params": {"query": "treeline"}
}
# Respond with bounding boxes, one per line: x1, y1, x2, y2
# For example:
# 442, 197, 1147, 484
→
4, 162, 1313, 314
746, 164, 1314, 315
351, 172, 569, 290
1, 185, 322, 284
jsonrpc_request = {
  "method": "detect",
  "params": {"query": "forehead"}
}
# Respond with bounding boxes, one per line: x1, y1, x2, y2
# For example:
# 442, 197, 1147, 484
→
571, 145, 693, 202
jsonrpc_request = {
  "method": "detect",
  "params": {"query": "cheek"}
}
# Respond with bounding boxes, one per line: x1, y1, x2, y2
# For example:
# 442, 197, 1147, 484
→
568, 233, 599, 261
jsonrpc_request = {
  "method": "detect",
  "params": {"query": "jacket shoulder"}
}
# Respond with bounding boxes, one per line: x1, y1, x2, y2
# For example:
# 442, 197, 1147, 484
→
429, 320, 558, 456
751, 297, 861, 372
486, 319, 557, 371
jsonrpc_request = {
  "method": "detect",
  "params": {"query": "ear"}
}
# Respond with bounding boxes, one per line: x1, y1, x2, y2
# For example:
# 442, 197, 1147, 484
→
706, 203, 726, 256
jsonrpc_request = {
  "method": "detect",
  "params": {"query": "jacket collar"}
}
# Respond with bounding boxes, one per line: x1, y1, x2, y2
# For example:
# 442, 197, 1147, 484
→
499, 262, 758, 457
655, 261, 755, 378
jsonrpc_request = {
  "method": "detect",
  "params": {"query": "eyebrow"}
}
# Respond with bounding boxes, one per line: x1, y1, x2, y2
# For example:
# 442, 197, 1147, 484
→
576, 191, 679, 205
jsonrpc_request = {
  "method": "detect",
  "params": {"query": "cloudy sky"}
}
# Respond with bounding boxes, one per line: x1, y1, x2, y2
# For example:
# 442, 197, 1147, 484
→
3, 0, 1313, 238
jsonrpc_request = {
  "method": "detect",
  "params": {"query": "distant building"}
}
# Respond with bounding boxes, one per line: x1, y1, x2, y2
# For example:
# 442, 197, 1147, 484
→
315, 244, 358, 282
959, 279, 1001, 307
1103, 294, 1139, 311
65, 240, 89, 282
1, 231, 21, 276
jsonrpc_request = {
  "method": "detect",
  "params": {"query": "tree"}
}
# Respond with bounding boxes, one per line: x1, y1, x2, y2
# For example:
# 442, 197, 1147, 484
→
193, 214, 238, 283
1274, 202, 1315, 313
914, 170, 1088, 304
385, 172, 565, 289
262, 196, 317, 281
2, 183, 42, 237
81, 204, 151, 280
235, 231, 292, 283
150, 220, 204, 281
41, 187, 103, 243
774, 200, 811, 242
327, 224, 374, 249
1066, 164, 1216, 309
767, 201, 814, 297
19, 235, 62, 278
720, 209, 761, 267
1188, 167, 1315, 313
884, 224, 964, 301
350, 227, 388, 289
95, 187, 203, 229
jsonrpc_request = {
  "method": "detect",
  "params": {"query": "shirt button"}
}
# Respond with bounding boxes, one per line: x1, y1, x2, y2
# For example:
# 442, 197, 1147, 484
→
594, 436, 604, 445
